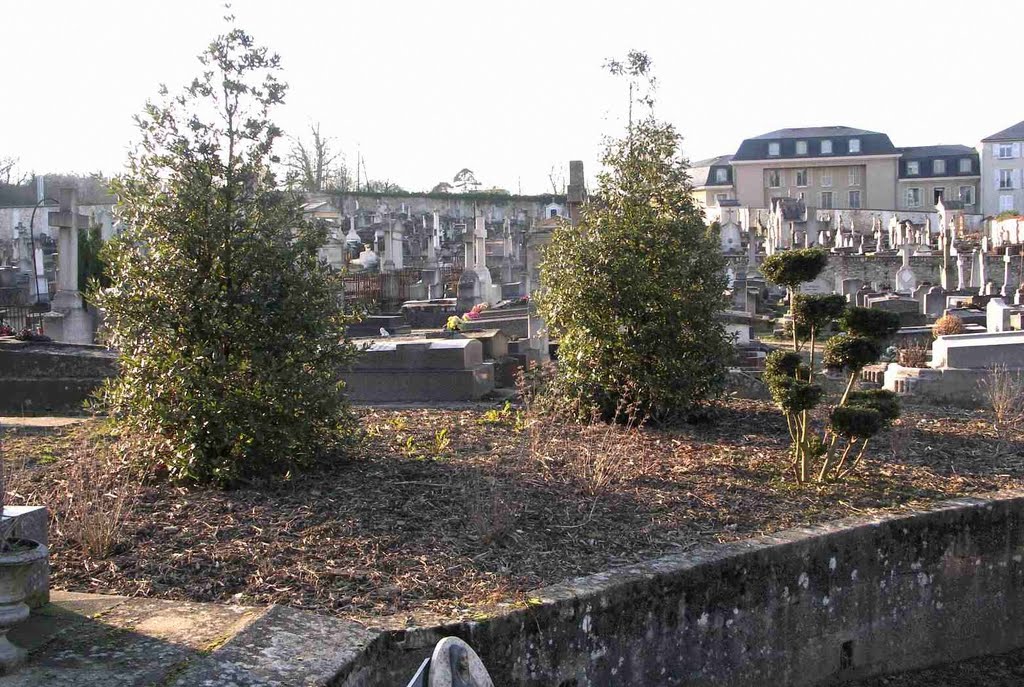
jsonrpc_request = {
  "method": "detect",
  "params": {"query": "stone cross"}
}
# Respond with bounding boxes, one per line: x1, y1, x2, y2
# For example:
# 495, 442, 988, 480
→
47, 187, 90, 307
956, 253, 966, 291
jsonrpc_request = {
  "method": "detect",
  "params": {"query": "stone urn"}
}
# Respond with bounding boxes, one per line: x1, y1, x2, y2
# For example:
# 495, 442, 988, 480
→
0, 539, 47, 674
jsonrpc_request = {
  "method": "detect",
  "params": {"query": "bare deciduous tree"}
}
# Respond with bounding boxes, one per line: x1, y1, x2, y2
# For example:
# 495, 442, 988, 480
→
0, 157, 28, 186
286, 124, 351, 192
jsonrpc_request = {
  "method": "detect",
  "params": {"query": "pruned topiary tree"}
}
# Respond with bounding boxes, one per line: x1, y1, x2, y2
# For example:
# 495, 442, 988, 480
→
762, 252, 901, 482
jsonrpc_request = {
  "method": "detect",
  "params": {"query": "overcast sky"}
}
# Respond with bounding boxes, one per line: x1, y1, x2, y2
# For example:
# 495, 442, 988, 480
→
3, 0, 1019, 194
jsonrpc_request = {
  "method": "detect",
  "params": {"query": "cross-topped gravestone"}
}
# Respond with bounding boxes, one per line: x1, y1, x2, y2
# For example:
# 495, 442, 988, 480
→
44, 188, 93, 342
896, 244, 916, 294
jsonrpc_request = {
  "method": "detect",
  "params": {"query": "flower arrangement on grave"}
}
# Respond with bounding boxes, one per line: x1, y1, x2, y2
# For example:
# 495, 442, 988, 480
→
445, 315, 463, 332
761, 248, 901, 483
462, 302, 490, 321
0, 324, 13, 337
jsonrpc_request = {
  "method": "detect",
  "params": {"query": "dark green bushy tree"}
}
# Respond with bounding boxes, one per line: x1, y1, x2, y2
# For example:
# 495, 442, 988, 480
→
535, 56, 730, 422
96, 25, 360, 485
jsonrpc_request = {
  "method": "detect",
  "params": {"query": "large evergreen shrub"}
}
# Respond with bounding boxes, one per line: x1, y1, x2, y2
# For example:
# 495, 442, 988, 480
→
535, 116, 732, 422
96, 26, 360, 485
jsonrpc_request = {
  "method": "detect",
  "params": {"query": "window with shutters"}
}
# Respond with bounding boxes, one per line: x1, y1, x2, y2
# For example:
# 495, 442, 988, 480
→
959, 186, 975, 205
905, 188, 922, 208
820, 192, 833, 209
796, 140, 808, 155
959, 158, 972, 173
821, 140, 833, 155
848, 167, 862, 187
1000, 195, 1014, 212
933, 159, 946, 175
820, 170, 833, 187
848, 190, 861, 209
768, 142, 780, 157
933, 188, 945, 204
906, 161, 919, 175
999, 144, 1014, 159
796, 169, 808, 187
848, 138, 861, 153
767, 170, 782, 187
1000, 169, 1014, 189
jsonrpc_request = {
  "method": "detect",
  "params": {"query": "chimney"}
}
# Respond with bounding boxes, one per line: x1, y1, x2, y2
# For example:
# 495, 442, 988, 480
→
566, 161, 586, 226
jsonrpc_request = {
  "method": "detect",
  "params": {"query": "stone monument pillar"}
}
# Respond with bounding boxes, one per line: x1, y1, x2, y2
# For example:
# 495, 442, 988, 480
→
1003, 251, 1014, 298
45, 188, 93, 343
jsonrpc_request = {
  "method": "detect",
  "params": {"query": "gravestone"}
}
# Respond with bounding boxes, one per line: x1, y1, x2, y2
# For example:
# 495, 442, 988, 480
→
917, 282, 933, 307
855, 285, 874, 307
931, 330, 1024, 369
869, 295, 927, 326
895, 245, 917, 294
46, 188, 93, 343
457, 271, 481, 314
923, 286, 947, 318
799, 277, 832, 295
987, 298, 1023, 333
841, 278, 864, 303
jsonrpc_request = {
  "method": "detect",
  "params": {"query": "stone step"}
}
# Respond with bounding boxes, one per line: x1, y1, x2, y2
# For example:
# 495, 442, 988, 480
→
2, 591, 378, 687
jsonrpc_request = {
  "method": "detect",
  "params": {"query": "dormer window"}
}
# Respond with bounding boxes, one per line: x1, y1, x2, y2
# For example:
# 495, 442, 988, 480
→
933, 159, 946, 175
714, 168, 728, 183
906, 161, 919, 175
959, 158, 971, 173
848, 138, 861, 153
796, 140, 808, 155
820, 140, 833, 155
768, 142, 780, 157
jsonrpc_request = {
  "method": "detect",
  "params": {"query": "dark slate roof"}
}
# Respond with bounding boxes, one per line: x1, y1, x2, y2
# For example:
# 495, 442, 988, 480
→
749, 126, 879, 140
897, 145, 979, 179
689, 154, 733, 188
982, 120, 1024, 142
732, 126, 897, 161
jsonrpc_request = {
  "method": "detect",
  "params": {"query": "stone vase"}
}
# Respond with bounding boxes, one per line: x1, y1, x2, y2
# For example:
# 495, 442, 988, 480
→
0, 539, 47, 674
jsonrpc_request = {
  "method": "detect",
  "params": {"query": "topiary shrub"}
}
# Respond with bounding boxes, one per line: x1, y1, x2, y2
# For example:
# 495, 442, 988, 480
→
762, 257, 900, 483
932, 314, 965, 338
760, 249, 830, 291
839, 307, 901, 341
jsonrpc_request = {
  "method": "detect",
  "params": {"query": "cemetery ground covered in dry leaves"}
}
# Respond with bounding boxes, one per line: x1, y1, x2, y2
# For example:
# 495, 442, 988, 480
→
2, 396, 1023, 627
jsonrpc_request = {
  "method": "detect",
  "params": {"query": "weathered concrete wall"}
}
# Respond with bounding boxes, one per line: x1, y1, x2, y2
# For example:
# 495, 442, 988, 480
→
340, 491, 1024, 687
0, 339, 117, 414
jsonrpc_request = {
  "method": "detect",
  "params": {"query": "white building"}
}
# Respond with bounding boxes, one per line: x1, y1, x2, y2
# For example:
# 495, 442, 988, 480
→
980, 119, 1024, 216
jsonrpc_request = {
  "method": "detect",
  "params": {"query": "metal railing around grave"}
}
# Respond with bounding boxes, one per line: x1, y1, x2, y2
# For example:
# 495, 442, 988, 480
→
342, 265, 463, 313
0, 287, 50, 334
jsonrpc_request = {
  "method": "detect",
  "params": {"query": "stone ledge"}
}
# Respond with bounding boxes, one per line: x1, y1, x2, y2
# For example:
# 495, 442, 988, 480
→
338, 489, 1024, 687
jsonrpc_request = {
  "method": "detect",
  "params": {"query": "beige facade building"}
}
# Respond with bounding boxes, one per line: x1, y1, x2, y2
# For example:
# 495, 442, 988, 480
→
980, 120, 1024, 216
690, 126, 982, 237
895, 145, 980, 213
729, 126, 899, 212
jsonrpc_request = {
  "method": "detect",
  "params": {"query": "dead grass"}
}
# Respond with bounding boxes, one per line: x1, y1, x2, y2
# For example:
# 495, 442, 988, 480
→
52, 443, 140, 558
3, 397, 1023, 625
980, 365, 1024, 431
